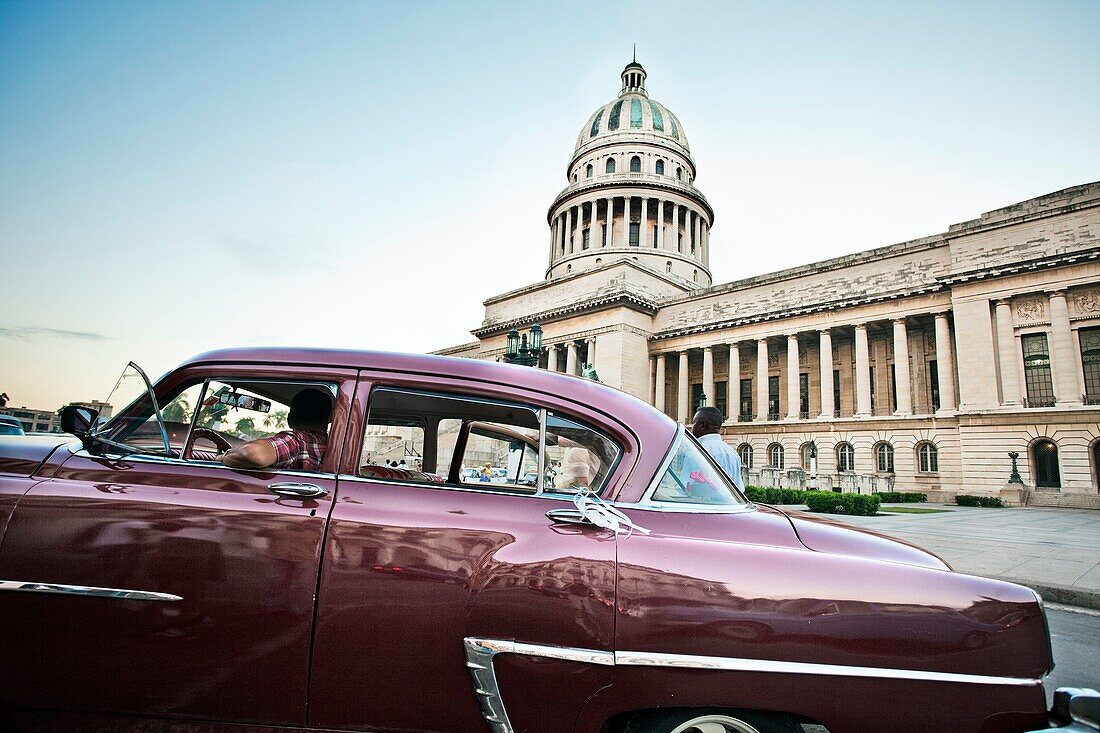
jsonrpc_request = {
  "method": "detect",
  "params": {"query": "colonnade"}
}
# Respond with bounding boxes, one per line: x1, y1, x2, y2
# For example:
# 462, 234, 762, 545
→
650, 314, 958, 423
996, 291, 1083, 407
550, 196, 709, 259
544, 337, 597, 375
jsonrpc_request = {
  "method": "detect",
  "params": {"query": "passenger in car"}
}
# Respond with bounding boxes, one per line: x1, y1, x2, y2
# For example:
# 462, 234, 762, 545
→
556, 446, 600, 492
194, 387, 333, 471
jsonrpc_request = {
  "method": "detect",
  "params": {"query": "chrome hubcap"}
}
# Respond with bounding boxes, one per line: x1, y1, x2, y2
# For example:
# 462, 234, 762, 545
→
669, 715, 763, 733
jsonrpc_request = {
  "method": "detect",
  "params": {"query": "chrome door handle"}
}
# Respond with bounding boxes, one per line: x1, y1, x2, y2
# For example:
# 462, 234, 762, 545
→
268, 482, 328, 499
546, 508, 593, 526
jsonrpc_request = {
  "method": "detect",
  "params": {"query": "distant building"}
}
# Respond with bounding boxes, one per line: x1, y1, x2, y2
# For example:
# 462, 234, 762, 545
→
70, 400, 113, 420
440, 59, 1100, 507
0, 406, 59, 433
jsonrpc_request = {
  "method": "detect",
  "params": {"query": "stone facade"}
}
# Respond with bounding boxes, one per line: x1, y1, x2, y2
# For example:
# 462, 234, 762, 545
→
441, 60, 1100, 505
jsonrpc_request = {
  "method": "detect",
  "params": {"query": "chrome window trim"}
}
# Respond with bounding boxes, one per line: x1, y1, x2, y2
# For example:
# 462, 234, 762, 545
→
76, 449, 337, 481
339, 473, 583, 503
0, 579, 182, 602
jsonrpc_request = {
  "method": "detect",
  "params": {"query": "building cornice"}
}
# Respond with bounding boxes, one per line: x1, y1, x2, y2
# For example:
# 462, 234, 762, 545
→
473, 290, 660, 338
937, 246, 1100, 286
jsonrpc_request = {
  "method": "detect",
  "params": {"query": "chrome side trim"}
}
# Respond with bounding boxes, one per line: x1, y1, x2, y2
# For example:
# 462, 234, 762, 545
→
0, 580, 182, 602
463, 638, 615, 733
615, 650, 1042, 687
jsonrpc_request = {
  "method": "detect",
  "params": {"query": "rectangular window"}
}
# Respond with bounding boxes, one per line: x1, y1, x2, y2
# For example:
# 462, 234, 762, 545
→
768, 376, 780, 419
1022, 333, 1055, 407
833, 369, 841, 415
799, 373, 809, 417
715, 380, 728, 420
691, 383, 704, 412
890, 363, 897, 412
582, 229, 590, 250
361, 387, 621, 496
653, 227, 659, 248
929, 360, 940, 410
739, 378, 753, 420
869, 367, 876, 413
601, 224, 608, 245
1080, 327, 1100, 403
629, 222, 640, 246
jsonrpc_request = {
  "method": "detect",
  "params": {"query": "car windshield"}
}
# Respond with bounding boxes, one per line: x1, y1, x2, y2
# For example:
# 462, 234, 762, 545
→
650, 430, 749, 507
94, 362, 171, 456
0, 423, 24, 435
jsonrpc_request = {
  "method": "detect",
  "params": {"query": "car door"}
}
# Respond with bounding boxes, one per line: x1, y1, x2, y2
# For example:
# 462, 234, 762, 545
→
307, 372, 627, 733
0, 364, 357, 729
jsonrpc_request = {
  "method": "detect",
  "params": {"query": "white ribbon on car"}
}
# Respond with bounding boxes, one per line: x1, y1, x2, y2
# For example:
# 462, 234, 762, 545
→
572, 490, 650, 537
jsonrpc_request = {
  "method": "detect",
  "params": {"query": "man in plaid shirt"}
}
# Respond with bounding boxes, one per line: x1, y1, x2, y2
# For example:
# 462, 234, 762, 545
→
194, 387, 332, 471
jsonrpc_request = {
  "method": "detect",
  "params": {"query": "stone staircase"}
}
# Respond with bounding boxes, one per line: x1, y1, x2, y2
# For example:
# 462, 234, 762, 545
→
1025, 491, 1100, 510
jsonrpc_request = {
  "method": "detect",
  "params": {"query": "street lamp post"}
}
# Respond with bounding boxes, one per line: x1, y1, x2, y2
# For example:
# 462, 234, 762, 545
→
808, 441, 818, 491
503, 324, 544, 367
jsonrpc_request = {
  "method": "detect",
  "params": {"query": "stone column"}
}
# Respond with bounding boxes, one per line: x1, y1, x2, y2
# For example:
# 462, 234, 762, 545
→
565, 206, 574, 254
586, 336, 596, 368
994, 300, 1022, 406
657, 198, 665, 250
640, 197, 649, 248
934, 312, 957, 413
694, 212, 702, 255
677, 351, 690, 423
547, 344, 558, 372
620, 196, 631, 247
649, 356, 656, 405
566, 342, 578, 376
755, 338, 769, 422
1049, 290, 1082, 406
786, 334, 800, 420
854, 324, 872, 417
818, 329, 833, 419
550, 216, 558, 261
676, 205, 684, 253
702, 346, 715, 412
892, 319, 912, 416
728, 343, 740, 421
655, 354, 667, 413
606, 196, 614, 247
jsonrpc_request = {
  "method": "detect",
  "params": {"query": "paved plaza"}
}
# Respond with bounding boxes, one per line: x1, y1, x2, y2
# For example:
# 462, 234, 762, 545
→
789, 504, 1100, 609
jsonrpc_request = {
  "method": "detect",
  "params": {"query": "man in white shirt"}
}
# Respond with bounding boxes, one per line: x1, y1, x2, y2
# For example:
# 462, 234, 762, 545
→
691, 406, 744, 491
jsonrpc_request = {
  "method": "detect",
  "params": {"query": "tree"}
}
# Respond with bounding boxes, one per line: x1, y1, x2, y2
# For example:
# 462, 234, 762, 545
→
162, 396, 191, 424
234, 417, 257, 438
264, 410, 289, 431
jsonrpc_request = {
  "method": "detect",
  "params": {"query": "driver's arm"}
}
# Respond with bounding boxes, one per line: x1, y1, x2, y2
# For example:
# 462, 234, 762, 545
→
221, 438, 278, 469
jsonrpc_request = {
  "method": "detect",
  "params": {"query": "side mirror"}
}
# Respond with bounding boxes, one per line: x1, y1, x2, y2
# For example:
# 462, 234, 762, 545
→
60, 405, 98, 437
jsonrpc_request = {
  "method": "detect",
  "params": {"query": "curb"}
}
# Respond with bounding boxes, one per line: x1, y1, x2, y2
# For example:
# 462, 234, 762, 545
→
994, 577, 1100, 612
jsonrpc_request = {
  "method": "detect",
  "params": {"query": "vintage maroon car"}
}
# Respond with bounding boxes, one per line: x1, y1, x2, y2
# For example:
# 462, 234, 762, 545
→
0, 348, 1095, 733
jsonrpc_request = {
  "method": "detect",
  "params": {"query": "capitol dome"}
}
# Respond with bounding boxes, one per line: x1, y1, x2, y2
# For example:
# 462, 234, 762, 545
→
546, 60, 714, 288
575, 64, 690, 154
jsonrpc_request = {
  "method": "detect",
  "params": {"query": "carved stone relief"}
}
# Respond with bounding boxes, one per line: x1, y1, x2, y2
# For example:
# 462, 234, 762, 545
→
1072, 289, 1100, 316
1015, 299, 1045, 323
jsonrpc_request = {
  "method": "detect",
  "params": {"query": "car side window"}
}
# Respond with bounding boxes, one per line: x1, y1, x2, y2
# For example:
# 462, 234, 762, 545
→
650, 431, 748, 506
359, 387, 620, 496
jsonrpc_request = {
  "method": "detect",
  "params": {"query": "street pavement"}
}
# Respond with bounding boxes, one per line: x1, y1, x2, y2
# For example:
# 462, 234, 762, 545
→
788, 503, 1100, 610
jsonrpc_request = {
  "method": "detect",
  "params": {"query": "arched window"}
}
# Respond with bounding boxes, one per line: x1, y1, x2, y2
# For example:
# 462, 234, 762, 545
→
572, 174, 577, 183
665, 261, 672, 273
630, 98, 643, 128
630, 156, 641, 173
585, 164, 593, 178
676, 167, 683, 180
566, 264, 572, 273
589, 109, 604, 138
738, 444, 753, 470
655, 159, 665, 175
917, 442, 938, 473
595, 258, 602, 266
693, 269, 698, 282
605, 158, 616, 174
875, 443, 895, 473
768, 443, 784, 469
800, 443, 816, 470
836, 442, 855, 472
649, 101, 665, 131
608, 100, 623, 130
1032, 439, 1060, 488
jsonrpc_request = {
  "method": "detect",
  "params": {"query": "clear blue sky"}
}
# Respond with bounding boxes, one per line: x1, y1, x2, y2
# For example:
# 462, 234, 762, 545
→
2, 0, 1098, 409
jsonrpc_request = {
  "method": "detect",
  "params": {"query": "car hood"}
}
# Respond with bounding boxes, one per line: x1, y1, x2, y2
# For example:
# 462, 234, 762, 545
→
0, 435, 74, 477
768, 505, 952, 571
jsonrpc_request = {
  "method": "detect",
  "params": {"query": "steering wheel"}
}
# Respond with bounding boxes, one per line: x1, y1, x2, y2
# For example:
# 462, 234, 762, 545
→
184, 427, 233, 459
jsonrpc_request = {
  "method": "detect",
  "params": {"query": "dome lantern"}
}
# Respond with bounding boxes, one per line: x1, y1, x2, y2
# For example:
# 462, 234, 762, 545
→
620, 59, 647, 97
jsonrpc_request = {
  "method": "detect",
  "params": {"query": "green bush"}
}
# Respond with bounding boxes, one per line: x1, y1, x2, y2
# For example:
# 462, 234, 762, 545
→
744, 486, 805, 505
804, 491, 881, 516
875, 491, 927, 503
955, 494, 1004, 508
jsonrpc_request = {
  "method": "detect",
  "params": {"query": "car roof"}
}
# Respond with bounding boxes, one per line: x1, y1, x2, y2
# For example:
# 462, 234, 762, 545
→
180, 347, 675, 442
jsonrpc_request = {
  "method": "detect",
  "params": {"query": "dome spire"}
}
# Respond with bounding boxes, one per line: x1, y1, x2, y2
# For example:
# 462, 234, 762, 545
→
620, 52, 647, 97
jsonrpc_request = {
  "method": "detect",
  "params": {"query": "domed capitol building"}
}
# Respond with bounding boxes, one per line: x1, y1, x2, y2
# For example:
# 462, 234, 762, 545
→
439, 60, 1100, 505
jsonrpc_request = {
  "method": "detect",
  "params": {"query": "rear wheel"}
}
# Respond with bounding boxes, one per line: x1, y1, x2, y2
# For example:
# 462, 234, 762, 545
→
622, 708, 802, 733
